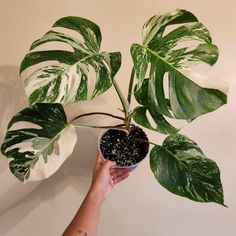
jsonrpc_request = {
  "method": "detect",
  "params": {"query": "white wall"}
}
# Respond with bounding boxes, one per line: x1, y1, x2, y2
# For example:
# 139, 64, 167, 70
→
0, 0, 236, 235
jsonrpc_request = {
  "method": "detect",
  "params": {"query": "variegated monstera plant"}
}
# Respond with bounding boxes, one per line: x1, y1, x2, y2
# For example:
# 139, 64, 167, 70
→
1, 9, 227, 205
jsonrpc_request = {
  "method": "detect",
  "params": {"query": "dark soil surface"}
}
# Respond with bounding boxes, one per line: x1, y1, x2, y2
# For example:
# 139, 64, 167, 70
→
99, 126, 149, 167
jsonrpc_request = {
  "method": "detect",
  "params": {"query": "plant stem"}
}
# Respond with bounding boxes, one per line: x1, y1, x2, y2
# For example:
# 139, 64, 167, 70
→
73, 123, 127, 130
71, 112, 125, 122
127, 67, 135, 105
132, 137, 158, 146
112, 79, 129, 119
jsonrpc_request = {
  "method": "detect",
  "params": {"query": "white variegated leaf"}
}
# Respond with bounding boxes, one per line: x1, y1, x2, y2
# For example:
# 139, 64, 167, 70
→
150, 134, 225, 205
20, 16, 121, 105
28, 125, 77, 181
131, 9, 227, 121
132, 81, 179, 135
1, 103, 77, 182
142, 9, 198, 45
30, 30, 91, 54
24, 63, 89, 104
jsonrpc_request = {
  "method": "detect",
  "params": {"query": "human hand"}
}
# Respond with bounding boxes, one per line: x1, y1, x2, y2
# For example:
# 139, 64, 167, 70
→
89, 153, 133, 202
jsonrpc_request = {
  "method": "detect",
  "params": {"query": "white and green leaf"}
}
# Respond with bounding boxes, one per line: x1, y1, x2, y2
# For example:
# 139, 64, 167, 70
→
150, 134, 225, 205
131, 9, 227, 121
132, 80, 178, 134
132, 106, 179, 135
20, 16, 121, 105
142, 9, 198, 46
1, 103, 77, 182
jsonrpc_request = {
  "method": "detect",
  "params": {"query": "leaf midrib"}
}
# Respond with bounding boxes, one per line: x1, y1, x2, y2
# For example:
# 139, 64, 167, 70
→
159, 144, 212, 188
57, 51, 100, 78
142, 44, 188, 79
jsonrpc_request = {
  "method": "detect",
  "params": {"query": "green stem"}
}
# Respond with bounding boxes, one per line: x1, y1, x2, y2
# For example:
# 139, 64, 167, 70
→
127, 67, 135, 105
113, 79, 129, 119
132, 137, 158, 146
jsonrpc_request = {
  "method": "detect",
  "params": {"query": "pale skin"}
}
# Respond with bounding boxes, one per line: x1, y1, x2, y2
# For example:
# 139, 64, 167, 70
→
62, 154, 133, 236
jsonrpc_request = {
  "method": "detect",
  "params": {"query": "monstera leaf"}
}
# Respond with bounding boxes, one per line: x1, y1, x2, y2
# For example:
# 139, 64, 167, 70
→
20, 16, 121, 105
1, 103, 77, 182
131, 9, 227, 122
132, 80, 179, 135
150, 134, 224, 205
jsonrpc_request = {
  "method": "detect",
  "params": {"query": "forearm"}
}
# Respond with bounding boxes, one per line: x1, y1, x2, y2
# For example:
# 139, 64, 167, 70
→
62, 154, 131, 236
63, 189, 103, 236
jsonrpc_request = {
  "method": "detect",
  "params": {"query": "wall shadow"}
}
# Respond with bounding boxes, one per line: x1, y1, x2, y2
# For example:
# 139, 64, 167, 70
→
0, 65, 100, 235
0, 127, 98, 235
0, 65, 41, 215
0, 65, 28, 160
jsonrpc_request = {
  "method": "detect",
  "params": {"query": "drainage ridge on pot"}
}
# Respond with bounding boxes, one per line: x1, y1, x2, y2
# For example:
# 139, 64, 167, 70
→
98, 126, 149, 168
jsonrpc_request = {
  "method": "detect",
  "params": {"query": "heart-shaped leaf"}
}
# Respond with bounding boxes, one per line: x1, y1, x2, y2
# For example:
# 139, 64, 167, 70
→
1, 103, 77, 182
150, 134, 224, 205
20, 16, 121, 105
131, 9, 227, 121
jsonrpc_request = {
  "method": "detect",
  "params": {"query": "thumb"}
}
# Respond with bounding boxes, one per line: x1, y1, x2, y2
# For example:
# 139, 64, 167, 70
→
104, 160, 117, 170
96, 153, 104, 166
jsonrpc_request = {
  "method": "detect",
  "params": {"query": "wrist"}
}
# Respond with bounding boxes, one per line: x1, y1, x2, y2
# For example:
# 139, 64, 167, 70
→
87, 187, 104, 205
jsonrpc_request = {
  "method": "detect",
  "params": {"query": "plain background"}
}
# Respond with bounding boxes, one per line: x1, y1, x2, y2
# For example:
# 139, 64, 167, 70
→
0, 0, 236, 235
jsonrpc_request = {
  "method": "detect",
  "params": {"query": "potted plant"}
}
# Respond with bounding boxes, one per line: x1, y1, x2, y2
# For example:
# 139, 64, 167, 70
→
1, 9, 227, 206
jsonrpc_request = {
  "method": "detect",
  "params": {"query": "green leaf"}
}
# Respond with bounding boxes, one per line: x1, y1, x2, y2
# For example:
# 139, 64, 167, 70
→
133, 79, 149, 106
131, 9, 227, 121
1, 103, 77, 182
133, 81, 178, 134
20, 16, 121, 105
150, 134, 224, 205
53, 16, 102, 52
132, 106, 178, 135
30, 30, 90, 53
168, 70, 227, 119
142, 9, 198, 46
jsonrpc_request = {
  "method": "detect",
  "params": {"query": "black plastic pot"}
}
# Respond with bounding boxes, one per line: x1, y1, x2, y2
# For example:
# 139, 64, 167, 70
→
98, 126, 149, 167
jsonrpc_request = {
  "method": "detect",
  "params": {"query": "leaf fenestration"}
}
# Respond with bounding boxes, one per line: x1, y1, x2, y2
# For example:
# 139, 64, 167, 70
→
131, 9, 227, 123
1, 103, 77, 182
20, 16, 121, 105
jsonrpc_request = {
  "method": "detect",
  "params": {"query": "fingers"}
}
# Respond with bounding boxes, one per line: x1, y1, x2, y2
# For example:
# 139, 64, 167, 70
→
95, 153, 133, 187
110, 167, 132, 179
110, 167, 132, 185
113, 172, 130, 185
103, 160, 117, 169
109, 176, 115, 187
